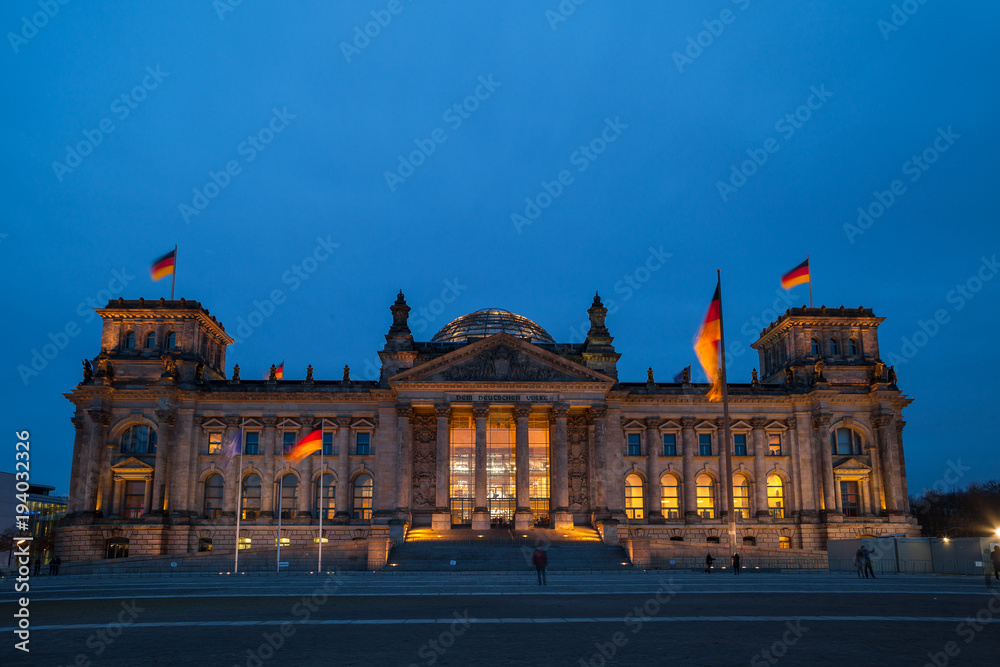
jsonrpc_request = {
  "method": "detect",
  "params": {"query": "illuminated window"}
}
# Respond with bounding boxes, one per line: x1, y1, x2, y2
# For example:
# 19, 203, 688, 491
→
123, 330, 135, 349
198, 537, 212, 552
121, 425, 157, 454
528, 414, 550, 525
315, 473, 336, 520
848, 338, 859, 356
105, 537, 129, 559
663, 433, 677, 456
696, 473, 715, 519
660, 474, 680, 519
733, 474, 750, 519
145, 331, 156, 349
841, 480, 859, 517
238, 537, 251, 550
627, 433, 641, 456
829, 337, 840, 355
241, 474, 261, 520
831, 428, 862, 456
810, 338, 819, 355
356, 432, 371, 456
699, 434, 712, 456
767, 474, 785, 518
352, 474, 374, 521
208, 432, 222, 455
449, 413, 475, 525
123, 480, 145, 519
244, 432, 259, 455
779, 536, 791, 549
276, 474, 298, 520
768, 434, 782, 456
204, 473, 224, 519
734, 434, 747, 456
625, 473, 644, 520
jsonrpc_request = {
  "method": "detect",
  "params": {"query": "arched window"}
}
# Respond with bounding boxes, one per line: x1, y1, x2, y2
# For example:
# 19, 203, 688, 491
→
624, 473, 644, 520
105, 537, 129, 559
276, 474, 298, 520
848, 338, 859, 356
733, 474, 751, 519
316, 473, 336, 520
351, 474, 374, 521
121, 425, 157, 454
696, 473, 715, 519
831, 428, 863, 455
810, 338, 819, 355
660, 474, 680, 519
165, 331, 176, 349
204, 474, 224, 519
767, 474, 785, 518
123, 330, 135, 349
241, 474, 261, 520
144, 331, 156, 349
829, 338, 840, 355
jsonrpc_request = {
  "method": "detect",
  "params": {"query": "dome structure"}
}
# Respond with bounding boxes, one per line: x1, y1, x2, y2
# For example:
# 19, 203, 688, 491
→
430, 308, 555, 344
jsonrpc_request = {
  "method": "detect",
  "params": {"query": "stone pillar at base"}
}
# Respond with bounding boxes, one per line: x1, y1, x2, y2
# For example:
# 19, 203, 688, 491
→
432, 511, 451, 531
553, 510, 574, 530
598, 519, 618, 546
514, 509, 534, 530
684, 511, 703, 525
471, 509, 490, 530
820, 510, 844, 523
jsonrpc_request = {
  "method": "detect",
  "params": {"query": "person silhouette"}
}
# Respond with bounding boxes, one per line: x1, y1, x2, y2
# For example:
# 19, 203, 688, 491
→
532, 547, 548, 586
732, 552, 741, 575
705, 553, 715, 573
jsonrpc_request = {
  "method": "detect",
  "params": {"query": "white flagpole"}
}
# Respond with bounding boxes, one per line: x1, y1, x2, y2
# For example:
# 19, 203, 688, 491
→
716, 270, 737, 552
318, 430, 324, 573
234, 418, 245, 573
277, 424, 285, 573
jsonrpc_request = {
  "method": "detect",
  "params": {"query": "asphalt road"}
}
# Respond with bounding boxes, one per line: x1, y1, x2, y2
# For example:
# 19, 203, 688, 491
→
2, 573, 999, 666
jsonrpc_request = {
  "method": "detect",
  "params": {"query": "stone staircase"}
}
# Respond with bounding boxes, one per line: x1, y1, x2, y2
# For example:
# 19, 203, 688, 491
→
386, 526, 633, 572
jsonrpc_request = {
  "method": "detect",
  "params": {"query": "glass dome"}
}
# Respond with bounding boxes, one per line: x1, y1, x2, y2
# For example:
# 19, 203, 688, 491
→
430, 308, 555, 344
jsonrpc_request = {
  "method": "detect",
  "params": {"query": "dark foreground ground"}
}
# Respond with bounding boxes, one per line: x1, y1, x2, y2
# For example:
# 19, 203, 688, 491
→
2, 572, 999, 666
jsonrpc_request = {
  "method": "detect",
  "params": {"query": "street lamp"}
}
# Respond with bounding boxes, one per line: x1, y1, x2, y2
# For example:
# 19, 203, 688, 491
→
995, 527, 1000, 538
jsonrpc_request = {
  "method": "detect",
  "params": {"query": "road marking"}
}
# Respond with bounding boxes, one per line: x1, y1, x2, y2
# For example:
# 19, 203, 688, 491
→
4, 615, 999, 632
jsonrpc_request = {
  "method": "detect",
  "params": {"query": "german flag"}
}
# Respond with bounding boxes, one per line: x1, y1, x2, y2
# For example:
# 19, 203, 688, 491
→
150, 249, 176, 282
286, 428, 322, 463
781, 258, 810, 289
694, 281, 722, 401
275, 360, 284, 380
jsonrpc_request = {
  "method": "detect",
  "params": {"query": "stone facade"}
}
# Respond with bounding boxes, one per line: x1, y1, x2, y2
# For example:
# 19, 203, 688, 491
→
57, 295, 917, 566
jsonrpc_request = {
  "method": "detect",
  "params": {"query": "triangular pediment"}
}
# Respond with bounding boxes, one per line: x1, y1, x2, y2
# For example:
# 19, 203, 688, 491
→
834, 457, 872, 472
391, 333, 614, 385
111, 457, 154, 477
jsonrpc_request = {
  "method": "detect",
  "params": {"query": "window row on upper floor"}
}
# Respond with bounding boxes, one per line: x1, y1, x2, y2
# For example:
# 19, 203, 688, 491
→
625, 432, 784, 457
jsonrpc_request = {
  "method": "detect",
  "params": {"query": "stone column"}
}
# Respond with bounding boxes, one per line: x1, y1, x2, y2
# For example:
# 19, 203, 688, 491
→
142, 474, 153, 516
432, 404, 451, 531
793, 412, 818, 521
784, 419, 800, 517
513, 406, 532, 529
260, 417, 277, 519
751, 418, 770, 520
860, 478, 870, 516
170, 409, 195, 516
396, 404, 413, 514
813, 412, 840, 520
334, 417, 351, 522
681, 417, 700, 523
866, 438, 883, 515
152, 408, 176, 514
68, 415, 85, 514
645, 418, 661, 521
591, 406, 610, 519
297, 419, 315, 518
604, 402, 626, 519
87, 408, 112, 515
872, 413, 901, 515
552, 403, 573, 529
471, 404, 490, 530
896, 420, 910, 513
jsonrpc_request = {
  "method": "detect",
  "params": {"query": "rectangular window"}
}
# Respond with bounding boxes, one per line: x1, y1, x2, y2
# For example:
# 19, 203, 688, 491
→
841, 480, 860, 517
528, 415, 550, 525
124, 480, 145, 519
321, 432, 335, 456
208, 432, 222, 455
627, 433, 641, 456
698, 434, 712, 456
734, 434, 747, 456
768, 434, 782, 456
449, 413, 475, 525
282, 431, 296, 456
244, 432, 259, 455
356, 432, 371, 456
662, 433, 677, 456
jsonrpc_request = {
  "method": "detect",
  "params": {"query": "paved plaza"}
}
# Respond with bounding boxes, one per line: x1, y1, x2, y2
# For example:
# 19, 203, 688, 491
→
3, 572, 1000, 665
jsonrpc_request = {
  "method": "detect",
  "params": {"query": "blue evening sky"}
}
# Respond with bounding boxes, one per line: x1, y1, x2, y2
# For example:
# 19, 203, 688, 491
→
2, 1, 997, 496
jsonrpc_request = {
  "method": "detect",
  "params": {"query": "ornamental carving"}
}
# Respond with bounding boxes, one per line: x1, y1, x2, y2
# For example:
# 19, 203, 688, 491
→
567, 414, 590, 511
680, 417, 697, 429
434, 404, 450, 419
751, 418, 768, 430
261, 416, 278, 428
812, 412, 832, 429
88, 408, 112, 426
870, 413, 891, 429
410, 415, 437, 511
155, 409, 177, 428
472, 404, 490, 420
440, 344, 563, 382
514, 405, 531, 419
591, 405, 607, 419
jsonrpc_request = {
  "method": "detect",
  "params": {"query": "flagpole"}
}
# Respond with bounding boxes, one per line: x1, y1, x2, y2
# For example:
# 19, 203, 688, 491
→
318, 435, 324, 573
234, 418, 245, 573
807, 254, 813, 308
716, 270, 737, 553
277, 424, 284, 574
170, 245, 177, 300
